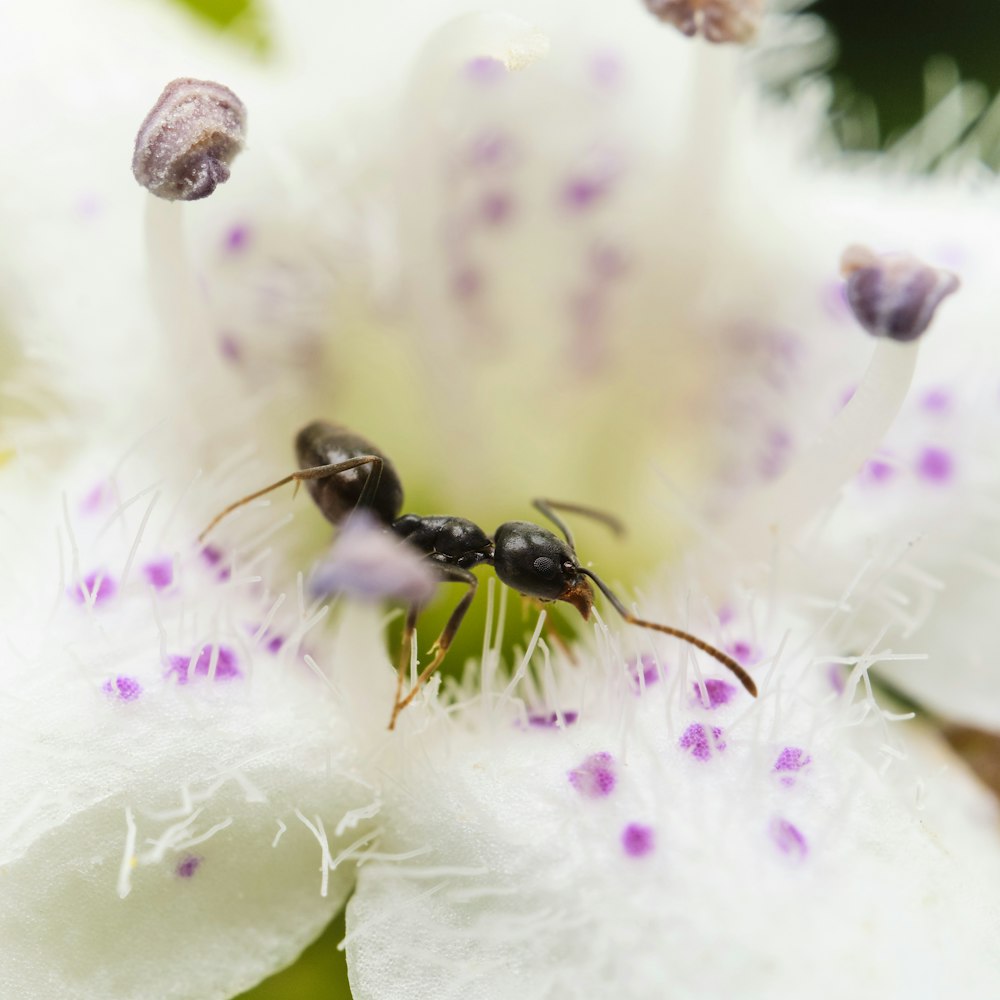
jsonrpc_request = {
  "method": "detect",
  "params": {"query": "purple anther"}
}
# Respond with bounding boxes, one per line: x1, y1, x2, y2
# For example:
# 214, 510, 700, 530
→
841, 244, 960, 342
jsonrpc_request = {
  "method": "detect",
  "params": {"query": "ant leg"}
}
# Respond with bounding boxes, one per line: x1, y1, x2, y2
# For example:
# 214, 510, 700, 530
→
532, 499, 625, 552
199, 455, 383, 542
393, 604, 420, 716
389, 565, 478, 729
578, 567, 758, 698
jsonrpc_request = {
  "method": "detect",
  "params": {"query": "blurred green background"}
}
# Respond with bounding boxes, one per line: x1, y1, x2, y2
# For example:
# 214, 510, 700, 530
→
159, 1, 1000, 997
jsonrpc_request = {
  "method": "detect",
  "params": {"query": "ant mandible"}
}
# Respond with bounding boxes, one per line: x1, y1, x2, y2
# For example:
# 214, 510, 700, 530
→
200, 420, 758, 728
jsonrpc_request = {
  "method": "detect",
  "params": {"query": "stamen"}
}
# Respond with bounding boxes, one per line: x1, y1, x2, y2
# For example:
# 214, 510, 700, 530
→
717, 246, 960, 563
840, 245, 960, 342
132, 78, 246, 201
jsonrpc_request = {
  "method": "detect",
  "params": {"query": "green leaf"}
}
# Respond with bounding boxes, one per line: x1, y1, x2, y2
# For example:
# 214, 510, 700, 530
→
169, 0, 270, 56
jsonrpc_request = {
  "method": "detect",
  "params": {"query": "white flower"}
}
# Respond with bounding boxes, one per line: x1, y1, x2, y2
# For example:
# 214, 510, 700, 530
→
4, 0, 1000, 998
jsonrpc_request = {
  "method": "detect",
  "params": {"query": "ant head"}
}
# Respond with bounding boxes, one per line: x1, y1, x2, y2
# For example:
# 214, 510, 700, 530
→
492, 521, 594, 619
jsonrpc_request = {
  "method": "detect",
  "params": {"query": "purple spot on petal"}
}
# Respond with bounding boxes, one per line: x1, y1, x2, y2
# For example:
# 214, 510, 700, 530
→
219, 333, 243, 364
200, 545, 231, 581
921, 387, 952, 414
770, 818, 808, 859
464, 57, 505, 85
175, 854, 202, 878
76, 195, 104, 221
917, 446, 954, 483
80, 481, 114, 515
451, 267, 483, 301
589, 243, 629, 281
774, 747, 812, 773
679, 723, 726, 761
693, 678, 736, 709
568, 752, 617, 798
827, 663, 846, 694
143, 558, 174, 590
622, 823, 655, 858
528, 711, 579, 728
102, 675, 143, 702
627, 655, 662, 693
201, 545, 223, 566
862, 457, 896, 484
759, 426, 793, 479
167, 645, 242, 684
717, 604, 735, 626
589, 50, 624, 89
562, 175, 611, 211
726, 641, 758, 666
480, 191, 513, 226
70, 571, 117, 606
469, 132, 514, 169
245, 622, 285, 653
224, 224, 251, 254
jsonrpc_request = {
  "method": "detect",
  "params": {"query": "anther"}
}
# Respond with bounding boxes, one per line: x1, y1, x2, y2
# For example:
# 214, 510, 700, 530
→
642, 0, 763, 44
132, 78, 246, 201
841, 245, 960, 343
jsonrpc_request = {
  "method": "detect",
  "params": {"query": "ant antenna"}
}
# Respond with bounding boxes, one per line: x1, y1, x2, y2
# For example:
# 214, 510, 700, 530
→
533, 498, 625, 552
577, 567, 758, 697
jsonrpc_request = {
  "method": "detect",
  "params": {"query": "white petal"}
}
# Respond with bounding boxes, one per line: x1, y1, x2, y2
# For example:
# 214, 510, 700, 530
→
0, 442, 394, 999
346, 608, 1000, 998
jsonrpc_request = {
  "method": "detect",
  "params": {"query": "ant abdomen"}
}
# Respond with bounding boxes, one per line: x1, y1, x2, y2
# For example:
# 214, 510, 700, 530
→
295, 421, 403, 527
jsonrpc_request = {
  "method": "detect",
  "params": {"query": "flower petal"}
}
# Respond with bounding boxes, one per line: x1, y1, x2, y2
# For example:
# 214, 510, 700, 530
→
346, 607, 1000, 998
0, 445, 394, 998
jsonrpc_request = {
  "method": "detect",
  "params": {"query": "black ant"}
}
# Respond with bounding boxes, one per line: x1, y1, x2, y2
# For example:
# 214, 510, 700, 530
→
200, 421, 758, 728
